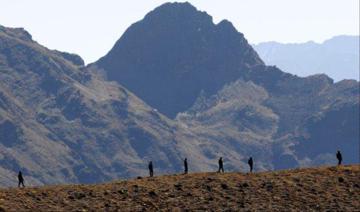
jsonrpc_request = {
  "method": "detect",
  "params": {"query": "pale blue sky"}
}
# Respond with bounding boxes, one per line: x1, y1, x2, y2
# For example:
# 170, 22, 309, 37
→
1, 0, 358, 64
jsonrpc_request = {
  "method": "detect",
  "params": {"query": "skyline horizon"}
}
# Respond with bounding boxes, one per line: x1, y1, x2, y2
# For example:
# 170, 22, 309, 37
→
1, 0, 358, 64
2, 22, 358, 65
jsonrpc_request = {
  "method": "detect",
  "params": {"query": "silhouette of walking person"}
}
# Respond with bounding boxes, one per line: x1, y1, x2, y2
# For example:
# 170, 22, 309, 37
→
218, 157, 224, 173
18, 171, 25, 188
248, 157, 253, 173
184, 158, 188, 174
148, 161, 154, 177
336, 150, 342, 165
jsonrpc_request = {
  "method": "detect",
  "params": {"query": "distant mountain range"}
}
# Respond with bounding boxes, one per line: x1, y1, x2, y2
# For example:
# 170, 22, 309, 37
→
0, 2, 358, 187
253, 36, 359, 81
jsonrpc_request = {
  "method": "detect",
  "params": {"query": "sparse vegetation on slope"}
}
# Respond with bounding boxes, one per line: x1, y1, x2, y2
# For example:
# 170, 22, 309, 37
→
0, 165, 359, 211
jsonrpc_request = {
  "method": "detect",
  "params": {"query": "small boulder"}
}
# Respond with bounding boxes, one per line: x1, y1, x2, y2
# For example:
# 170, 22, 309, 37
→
74, 192, 86, 199
118, 189, 128, 194
174, 183, 182, 191
132, 185, 139, 192
262, 182, 273, 191
221, 183, 229, 190
338, 177, 344, 183
148, 191, 157, 197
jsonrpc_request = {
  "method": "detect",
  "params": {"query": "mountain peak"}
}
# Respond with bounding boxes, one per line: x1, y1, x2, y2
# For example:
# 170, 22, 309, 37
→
0, 25, 32, 41
217, 19, 234, 28
95, 2, 263, 118
153, 2, 196, 11
143, 2, 213, 26
146, 2, 202, 16
217, 19, 243, 36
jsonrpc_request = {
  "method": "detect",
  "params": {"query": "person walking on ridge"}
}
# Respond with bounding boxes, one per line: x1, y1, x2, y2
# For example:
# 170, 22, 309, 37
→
18, 171, 25, 188
248, 157, 254, 173
184, 158, 188, 174
148, 161, 154, 177
218, 157, 224, 173
336, 150, 342, 165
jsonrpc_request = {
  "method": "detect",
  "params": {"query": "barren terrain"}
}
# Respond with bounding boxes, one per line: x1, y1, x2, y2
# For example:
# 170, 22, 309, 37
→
0, 165, 359, 211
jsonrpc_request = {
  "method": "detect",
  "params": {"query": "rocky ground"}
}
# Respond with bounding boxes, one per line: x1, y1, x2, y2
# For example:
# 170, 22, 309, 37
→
0, 165, 359, 211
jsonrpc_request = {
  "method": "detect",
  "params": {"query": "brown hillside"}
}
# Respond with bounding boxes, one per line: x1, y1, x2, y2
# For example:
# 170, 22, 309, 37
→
0, 165, 359, 211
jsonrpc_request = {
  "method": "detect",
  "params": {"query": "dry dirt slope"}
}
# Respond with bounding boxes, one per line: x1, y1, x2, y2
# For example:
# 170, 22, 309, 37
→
0, 165, 359, 211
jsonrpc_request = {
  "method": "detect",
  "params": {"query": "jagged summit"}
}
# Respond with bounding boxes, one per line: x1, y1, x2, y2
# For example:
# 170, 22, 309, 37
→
144, 2, 211, 22
0, 25, 85, 67
95, 2, 263, 118
0, 25, 33, 41
217, 19, 236, 30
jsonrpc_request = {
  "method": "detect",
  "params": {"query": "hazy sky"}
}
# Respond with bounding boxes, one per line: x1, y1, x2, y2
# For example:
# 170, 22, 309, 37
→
1, 0, 358, 64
